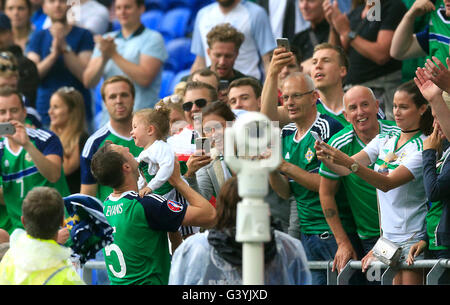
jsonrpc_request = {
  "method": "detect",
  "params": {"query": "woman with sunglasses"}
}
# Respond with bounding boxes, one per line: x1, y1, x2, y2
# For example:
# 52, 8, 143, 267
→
155, 92, 213, 240
315, 80, 434, 285
168, 81, 217, 184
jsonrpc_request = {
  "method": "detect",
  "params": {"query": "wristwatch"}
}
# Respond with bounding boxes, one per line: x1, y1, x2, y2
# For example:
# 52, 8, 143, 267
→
347, 31, 357, 42
350, 162, 359, 173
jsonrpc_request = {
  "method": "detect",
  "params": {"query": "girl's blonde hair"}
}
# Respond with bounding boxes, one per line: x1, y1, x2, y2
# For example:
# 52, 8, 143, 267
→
0, 52, 19, 79
155, 94, 184, 114
134, 106, 171, 140
49, 87, 86, 157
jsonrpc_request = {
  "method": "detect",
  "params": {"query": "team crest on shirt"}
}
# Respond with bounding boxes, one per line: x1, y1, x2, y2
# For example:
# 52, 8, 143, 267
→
305, 148, 314, 163
25, 152, 32, 162
167, 200, 183, 213
3, 160, 8, 167
398, 151, 407, 163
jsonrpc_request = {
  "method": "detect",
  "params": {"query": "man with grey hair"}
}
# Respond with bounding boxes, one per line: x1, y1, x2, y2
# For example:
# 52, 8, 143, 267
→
318, 85, 398, 281
262, 68, 354, 284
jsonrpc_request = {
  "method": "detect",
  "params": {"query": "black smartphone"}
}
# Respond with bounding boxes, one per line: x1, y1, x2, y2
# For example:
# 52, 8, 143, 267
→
219, 80, 229, 91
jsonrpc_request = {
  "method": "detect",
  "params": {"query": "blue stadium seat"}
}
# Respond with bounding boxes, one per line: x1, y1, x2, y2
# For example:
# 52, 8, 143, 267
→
159, 8, 192, 42
140, 10, 163, 31
93, 78, 104, 130
168, 0, 196, 9
145, 0, 170, 11
159, 70, 176, 99
169, 69, 190, 95
164, 37, 195, 72
194, 0, 215, 10
94, 78, 104, 116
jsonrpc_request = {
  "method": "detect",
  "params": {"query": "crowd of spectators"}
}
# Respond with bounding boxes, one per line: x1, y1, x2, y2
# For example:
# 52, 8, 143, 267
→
0, 0, 448, 286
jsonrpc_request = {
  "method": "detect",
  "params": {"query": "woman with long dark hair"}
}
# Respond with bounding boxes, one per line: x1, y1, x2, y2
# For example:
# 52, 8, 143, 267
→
316, 80, 433, 284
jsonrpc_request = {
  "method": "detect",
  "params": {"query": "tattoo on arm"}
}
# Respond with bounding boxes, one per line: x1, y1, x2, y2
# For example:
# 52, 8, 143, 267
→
324, 208, 337, 218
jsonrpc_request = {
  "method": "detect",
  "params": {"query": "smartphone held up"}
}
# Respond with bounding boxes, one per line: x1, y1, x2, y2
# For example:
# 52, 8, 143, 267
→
276, 38, 290, 51
0, 122, 15, 136
195, 137, 211, 155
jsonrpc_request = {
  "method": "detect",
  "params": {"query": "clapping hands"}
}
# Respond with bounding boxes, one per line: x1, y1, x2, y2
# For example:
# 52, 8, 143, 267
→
94, 35, 117, 59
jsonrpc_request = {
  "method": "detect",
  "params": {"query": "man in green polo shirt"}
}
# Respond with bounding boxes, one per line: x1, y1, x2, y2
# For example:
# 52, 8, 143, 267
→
318, 85, 398, 274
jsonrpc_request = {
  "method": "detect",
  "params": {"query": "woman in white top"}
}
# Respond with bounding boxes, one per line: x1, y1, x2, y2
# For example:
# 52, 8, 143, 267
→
316, 80, 434, 285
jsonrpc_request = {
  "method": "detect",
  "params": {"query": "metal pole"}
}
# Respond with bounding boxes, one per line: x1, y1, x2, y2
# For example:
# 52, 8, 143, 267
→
236, 198, 271, 285
242, 243, 265, 285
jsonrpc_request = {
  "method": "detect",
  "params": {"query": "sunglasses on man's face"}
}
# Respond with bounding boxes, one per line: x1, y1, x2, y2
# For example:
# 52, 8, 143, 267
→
182, 98, 207, 111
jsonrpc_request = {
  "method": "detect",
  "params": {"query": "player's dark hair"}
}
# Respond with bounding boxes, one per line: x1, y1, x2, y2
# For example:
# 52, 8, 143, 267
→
91, 142, 127, 189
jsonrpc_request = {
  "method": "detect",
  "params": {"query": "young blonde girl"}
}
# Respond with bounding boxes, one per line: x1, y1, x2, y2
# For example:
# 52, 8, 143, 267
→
131, 106, 193, 247
131, 107, 175, 198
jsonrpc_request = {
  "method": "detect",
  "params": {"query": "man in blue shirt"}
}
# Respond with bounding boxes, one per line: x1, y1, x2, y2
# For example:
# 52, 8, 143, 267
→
83, 0, 168, 126
26, 0, 94, 127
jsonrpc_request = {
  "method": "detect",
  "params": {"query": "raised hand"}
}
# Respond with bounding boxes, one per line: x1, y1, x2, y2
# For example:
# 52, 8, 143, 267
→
423, 56, 450, 93
414, 66, 444, 103
269, 47, 296, 76
409, 0, 436, 17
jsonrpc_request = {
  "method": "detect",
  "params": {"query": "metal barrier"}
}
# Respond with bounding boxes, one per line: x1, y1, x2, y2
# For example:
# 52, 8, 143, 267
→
308, 259, 450, 285
83, 261, 106, 284
82, 259, 450, 285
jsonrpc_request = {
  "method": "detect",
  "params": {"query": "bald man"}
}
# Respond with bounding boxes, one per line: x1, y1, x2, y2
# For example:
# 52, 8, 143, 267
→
318, 85, 398, 276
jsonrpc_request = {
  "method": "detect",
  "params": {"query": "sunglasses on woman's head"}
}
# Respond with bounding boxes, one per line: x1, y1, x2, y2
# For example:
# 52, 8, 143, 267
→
0, 52, 14, 61
58, 86, 76, 93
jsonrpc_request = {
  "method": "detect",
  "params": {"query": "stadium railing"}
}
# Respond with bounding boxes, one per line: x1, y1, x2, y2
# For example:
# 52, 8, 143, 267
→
82, 259, 450, 285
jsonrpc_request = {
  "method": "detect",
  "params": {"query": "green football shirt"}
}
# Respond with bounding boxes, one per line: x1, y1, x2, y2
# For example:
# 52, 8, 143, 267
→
319, 120, 398, 239
281, 114, 356, 234
102, 191, 186, 285
0, 128, 70, 232
428, 0, 449, 68
316, 100, 349, 127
